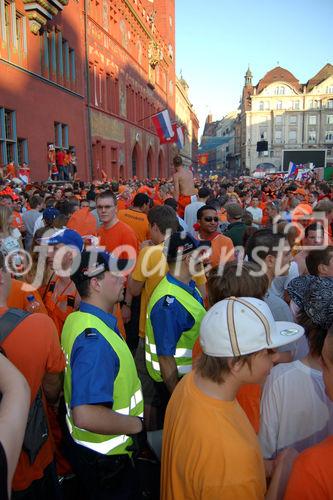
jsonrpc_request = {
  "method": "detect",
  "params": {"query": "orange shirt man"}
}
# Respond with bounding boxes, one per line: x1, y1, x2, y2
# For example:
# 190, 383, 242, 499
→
97, 191, 139, 344
8, 279, 48, 314
11, 210, 24, 231
195, 205, 235, 269
117, 186, 132, 211
118, 193, 150, 244
284, 436, 333, 500
67, 206, 97, 236
97, 191, 139, 259
4, 161, 16, 179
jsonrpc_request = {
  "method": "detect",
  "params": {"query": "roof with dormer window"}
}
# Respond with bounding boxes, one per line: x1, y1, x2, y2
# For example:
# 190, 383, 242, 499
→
256, 66, 301, 93
306, 63, 333, 91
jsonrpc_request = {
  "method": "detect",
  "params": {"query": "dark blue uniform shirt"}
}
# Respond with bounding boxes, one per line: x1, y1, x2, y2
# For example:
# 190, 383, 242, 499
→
70, 302, 122, 409
150, 273, 203, 356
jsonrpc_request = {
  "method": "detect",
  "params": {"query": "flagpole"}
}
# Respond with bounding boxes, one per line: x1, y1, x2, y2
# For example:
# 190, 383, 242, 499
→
137, 108, 167, 123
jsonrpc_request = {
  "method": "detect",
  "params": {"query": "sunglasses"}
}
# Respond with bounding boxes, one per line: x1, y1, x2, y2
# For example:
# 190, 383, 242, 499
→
203, 216, 219, 223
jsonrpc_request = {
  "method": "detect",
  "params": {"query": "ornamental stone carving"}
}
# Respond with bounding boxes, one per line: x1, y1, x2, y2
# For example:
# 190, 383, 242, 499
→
148, 41, 161, 69
22, 0, 69, 34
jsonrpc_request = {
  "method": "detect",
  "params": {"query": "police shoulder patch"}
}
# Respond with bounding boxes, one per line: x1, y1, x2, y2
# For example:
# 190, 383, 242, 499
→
84, 328, 98, 339
164, 295, 175, 306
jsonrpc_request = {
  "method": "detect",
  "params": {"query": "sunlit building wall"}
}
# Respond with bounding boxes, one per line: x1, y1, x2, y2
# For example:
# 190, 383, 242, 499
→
0, 0, 177, 180
240, 65, 333, 174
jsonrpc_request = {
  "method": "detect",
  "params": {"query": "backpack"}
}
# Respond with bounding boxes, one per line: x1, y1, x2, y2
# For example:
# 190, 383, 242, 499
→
0, 309, 49, 464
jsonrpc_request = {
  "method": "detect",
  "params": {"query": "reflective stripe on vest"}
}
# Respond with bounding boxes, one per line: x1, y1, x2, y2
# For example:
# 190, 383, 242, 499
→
62, 311, 143, 456
145, 277, 206, 382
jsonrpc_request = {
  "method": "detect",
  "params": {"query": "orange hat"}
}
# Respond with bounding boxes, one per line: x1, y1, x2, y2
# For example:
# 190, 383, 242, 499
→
292, 203, 313, 220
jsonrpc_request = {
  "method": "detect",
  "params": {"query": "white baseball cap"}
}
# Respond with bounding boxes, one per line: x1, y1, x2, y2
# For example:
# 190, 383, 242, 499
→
200, 297, 304, 357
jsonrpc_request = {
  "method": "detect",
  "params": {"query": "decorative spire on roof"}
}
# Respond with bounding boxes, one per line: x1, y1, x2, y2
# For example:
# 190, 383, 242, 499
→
179, 70, 189, 93
245, 65, 253, 86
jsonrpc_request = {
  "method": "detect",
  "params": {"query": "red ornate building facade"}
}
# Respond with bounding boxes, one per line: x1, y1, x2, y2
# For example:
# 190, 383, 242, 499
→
0, 0, 176, 180
87, 0, 176, 180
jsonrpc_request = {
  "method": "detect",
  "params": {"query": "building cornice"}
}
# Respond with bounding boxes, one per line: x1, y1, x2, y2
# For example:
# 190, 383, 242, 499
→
23, 0, 68, 34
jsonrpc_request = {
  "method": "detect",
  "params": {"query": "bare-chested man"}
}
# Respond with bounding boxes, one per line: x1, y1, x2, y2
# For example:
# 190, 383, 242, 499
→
293, 223, 324, 275
172, 156, 196, 218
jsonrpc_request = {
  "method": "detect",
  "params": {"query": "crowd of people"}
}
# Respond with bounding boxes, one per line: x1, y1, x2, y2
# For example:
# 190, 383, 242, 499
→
0, 155, 333, 499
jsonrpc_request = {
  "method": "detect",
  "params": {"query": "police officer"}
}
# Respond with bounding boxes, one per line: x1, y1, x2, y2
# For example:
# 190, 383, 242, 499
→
145, 233, 206, 416
61, 250, 144, 499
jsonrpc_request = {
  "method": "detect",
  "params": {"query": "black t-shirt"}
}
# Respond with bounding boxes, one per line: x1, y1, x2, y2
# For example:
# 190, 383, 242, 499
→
0, 441, 8, 500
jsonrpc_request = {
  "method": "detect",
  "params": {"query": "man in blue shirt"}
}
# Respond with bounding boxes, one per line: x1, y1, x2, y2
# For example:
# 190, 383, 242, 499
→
61, 250, 144, 499
146, 233, 207, 416
150, 274, 203, 366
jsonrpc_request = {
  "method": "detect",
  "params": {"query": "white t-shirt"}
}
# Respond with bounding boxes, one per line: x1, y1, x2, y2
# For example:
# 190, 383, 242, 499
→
184, 201, 205, 236
270, 261, 299, 299
0, 230, 21, 256
33, 214, 44, 235
177, 215, 189, 232
259, 360, 333, 459
246, 206, 263, 227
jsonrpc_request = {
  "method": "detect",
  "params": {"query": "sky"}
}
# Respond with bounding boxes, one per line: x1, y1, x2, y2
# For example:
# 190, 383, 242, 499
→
175, 0, 333, 136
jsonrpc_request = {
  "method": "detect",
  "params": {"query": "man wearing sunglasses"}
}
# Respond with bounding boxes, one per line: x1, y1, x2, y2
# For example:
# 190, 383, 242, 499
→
195, 205, 235, 270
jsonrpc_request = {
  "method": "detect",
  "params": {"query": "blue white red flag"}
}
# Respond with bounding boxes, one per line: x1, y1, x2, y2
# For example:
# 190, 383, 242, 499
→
152, 109, 174, 141
287, 161, 297, 177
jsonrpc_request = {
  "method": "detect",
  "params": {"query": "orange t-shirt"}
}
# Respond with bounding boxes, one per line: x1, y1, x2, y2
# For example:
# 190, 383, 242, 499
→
98, 220, 139, 258
137, 186, 152, 195
43, 277, 78, 337
259, 202, 269, 226
8, 279, 48, 314
218, 208, 228, 223
192, 342, 261, 433
114, 303, 126, 339
284, 436, 333, 500
236, 384, 261, 434
0, 308, 65, 491
117, 198, 131, 211
11, 210, 23, 230
6, 164, 16, 177
117, 209, 150, 244
161, 372, 266, 500
210, 233, 235, 268
153, 197, 163, 206
67, 207, 97, 236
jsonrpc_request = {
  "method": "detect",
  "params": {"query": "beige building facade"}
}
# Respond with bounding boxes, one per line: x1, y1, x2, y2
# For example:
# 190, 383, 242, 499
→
215, 110, 240, 172
240, 64, 333, 173
175, 74, 198, 167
